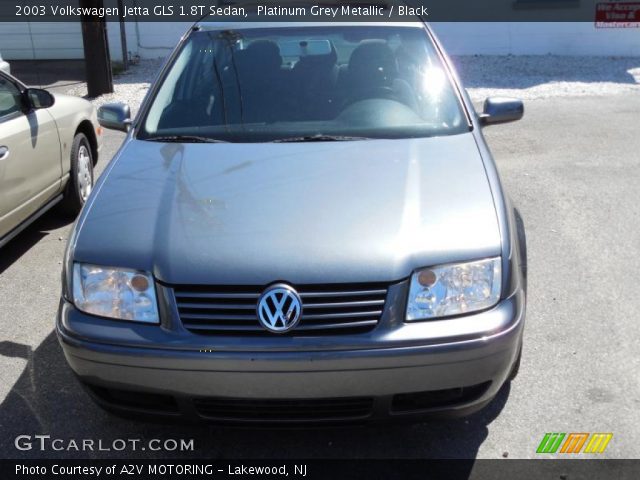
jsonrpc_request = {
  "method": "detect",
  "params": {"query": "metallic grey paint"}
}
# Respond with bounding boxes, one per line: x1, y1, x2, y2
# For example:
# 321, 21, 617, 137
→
71, 134, 501, 285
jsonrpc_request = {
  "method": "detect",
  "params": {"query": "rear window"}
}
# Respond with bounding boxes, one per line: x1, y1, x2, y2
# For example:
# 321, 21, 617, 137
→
140, 25, 469, 142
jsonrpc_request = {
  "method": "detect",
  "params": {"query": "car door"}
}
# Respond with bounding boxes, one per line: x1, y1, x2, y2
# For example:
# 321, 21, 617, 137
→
0, 73, 62, 238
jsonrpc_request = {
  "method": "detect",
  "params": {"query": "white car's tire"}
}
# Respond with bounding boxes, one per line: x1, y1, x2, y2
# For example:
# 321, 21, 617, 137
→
61, 133, 94, 216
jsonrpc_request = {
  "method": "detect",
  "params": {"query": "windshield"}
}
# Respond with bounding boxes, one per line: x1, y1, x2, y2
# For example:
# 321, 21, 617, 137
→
140, 26, 469, 142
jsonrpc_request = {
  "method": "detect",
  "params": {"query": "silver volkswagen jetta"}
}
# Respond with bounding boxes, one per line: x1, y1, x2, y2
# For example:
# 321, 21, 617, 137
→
58, 19, 526, 423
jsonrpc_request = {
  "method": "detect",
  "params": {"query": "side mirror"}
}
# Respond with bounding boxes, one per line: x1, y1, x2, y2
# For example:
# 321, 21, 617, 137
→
25, 88, 55, 110
480, 97, 524, 126
98, 103, 131, 132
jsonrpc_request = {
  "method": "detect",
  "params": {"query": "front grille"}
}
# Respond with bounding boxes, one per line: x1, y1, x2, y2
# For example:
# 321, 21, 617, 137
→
172, 283, 388, 335
193, 396, 374, 422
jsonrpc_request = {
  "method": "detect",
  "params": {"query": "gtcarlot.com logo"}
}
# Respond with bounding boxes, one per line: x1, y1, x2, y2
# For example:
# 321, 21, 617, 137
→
536, 433, 613, 454
14, 435, 194, 452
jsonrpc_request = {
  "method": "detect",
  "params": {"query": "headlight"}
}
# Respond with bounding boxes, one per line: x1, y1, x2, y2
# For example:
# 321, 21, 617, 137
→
406, 257, 501, 321
72, 263, 159, 323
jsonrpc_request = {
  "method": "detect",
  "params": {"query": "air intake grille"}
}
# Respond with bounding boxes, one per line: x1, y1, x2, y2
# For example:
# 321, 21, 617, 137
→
193, 396, 374, 422
172, 283, 388, 335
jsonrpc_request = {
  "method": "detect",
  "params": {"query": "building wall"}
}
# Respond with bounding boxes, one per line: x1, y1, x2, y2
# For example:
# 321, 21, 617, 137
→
0, 22, 84, 60
0, 22, 638, 61
109, 22, 190, 61
0, 21, 188, 61
117, 22, 640, 59
431, 22, 640, 56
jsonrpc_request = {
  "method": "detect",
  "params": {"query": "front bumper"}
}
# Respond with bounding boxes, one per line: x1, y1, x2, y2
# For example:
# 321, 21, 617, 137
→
57, 288, 525, 424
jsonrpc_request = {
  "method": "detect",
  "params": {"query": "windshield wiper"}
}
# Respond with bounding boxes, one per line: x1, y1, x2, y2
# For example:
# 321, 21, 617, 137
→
271, 134, 371, 143
145, 135, 229, 144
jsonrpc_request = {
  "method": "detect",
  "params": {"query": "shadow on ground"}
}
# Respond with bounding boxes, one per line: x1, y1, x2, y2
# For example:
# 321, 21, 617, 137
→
0, 331, 510, 461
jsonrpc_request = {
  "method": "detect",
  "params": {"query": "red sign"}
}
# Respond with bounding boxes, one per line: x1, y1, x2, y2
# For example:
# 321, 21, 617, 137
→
596, 2, 640, 27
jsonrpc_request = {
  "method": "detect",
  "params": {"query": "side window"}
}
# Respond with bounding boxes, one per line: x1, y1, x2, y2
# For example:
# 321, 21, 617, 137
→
0, 76, 22, 119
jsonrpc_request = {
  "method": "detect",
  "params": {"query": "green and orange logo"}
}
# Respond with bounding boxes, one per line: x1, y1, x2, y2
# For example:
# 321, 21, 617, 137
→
536, 433, 612, 454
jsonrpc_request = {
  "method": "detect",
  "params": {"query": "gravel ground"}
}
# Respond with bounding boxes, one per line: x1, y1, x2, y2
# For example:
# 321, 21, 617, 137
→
456, 55, 640, 101
66, 58, 165, 114
65, 55, 640, 108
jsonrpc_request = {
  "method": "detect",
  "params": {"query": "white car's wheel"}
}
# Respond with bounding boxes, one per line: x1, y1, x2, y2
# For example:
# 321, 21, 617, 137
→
61, 133, 94, 216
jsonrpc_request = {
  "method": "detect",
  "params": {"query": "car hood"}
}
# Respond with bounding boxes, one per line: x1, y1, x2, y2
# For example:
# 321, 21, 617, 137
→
73, 134, 501, 285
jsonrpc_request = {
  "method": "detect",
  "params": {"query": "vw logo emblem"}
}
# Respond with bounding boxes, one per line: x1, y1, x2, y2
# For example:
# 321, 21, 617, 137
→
257, 284, 302, 333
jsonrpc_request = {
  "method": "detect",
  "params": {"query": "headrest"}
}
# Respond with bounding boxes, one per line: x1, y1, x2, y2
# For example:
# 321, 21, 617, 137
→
243, 40, 282, 71
348, 40, 397, 82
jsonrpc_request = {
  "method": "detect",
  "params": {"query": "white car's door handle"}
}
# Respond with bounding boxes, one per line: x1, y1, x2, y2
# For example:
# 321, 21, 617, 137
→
0, 146, 9, 161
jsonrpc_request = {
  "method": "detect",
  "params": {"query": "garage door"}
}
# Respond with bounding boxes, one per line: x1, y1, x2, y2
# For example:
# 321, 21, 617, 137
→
0, 22, 84, 60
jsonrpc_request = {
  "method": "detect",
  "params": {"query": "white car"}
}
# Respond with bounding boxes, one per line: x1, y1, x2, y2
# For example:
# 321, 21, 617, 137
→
0, 52, 9, 75
0, 70, 101, 247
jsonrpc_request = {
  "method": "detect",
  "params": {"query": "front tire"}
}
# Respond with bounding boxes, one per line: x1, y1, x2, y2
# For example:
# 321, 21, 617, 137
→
61, 133, 94, 216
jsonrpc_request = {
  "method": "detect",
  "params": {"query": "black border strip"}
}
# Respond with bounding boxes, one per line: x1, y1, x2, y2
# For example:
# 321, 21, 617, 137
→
3, 459, 640, 480
2, 0, 640, 22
